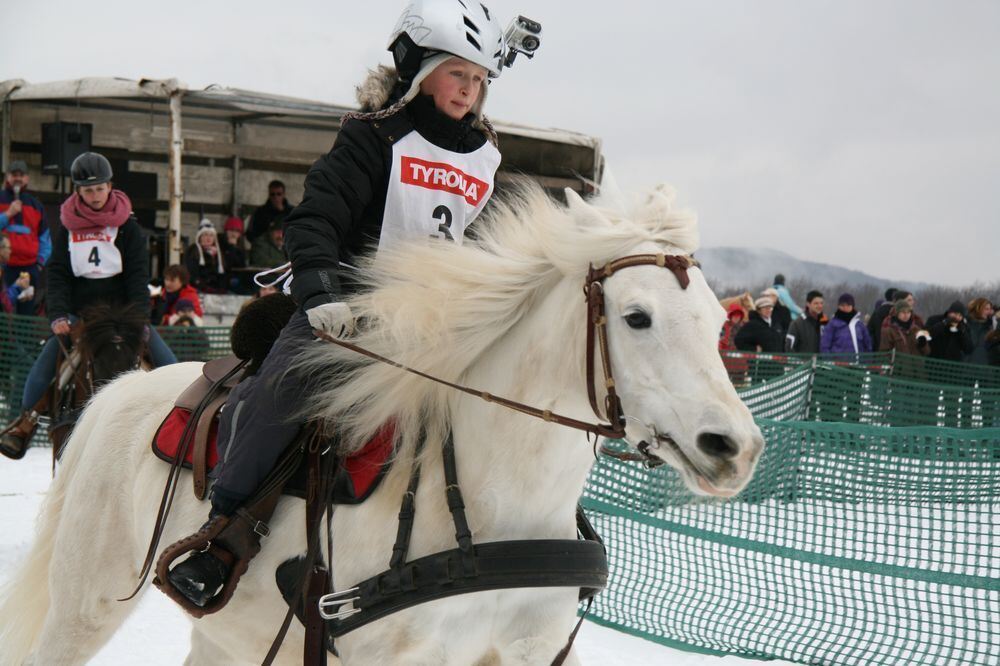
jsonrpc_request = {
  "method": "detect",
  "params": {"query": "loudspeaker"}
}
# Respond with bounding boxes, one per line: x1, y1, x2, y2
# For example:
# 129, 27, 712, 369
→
41, 122, 93, 175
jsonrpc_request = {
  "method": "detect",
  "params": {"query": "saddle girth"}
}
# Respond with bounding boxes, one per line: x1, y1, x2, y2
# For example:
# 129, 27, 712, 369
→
317, 433, 609, 664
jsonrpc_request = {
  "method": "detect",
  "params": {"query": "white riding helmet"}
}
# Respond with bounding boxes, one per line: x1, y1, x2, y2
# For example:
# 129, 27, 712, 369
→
388, 0, 506, 80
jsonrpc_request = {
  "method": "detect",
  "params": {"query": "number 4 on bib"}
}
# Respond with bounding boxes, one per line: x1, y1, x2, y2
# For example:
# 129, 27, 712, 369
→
88, 247, 101, 266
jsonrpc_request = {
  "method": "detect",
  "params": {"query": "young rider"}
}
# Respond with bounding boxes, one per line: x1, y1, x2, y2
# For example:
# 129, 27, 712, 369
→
167, 0, 535, 607
0, 152, 178, 459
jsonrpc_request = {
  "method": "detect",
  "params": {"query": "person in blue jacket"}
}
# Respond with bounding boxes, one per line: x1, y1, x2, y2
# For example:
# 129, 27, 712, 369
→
820, 293, 872, 354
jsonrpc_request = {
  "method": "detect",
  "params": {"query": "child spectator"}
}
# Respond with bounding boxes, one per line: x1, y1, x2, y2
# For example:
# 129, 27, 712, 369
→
184, 219, 227, 293
153, 264, 203, 326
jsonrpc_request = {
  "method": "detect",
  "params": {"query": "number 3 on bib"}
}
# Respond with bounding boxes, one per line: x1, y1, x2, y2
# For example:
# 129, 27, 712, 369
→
430, 205, 455, 242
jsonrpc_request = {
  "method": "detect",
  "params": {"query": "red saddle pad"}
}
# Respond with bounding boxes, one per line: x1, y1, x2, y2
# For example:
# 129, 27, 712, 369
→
152, 407, 394, 500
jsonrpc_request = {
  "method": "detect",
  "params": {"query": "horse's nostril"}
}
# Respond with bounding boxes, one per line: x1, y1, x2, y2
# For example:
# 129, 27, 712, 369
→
697, 433, 739, 460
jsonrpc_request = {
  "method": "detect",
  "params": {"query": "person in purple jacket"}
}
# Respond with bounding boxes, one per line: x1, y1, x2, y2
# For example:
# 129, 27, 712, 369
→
820, 293, 872, 354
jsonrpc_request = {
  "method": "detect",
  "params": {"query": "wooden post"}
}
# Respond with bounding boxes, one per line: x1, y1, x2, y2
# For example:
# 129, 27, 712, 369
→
167, 92, 184, 265
1, 100, 11, 171
230, 120, 241, 217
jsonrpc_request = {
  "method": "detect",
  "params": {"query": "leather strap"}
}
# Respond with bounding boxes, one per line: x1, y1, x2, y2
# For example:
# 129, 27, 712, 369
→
325, 538, 608, 639
192, 393, 228, 500
122, 358, 249, 602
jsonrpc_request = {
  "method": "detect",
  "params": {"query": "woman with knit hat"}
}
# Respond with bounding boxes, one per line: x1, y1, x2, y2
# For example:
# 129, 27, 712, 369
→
184, 219, 227, 294
878, 298, 930, 356
166, 0, 540, 606
0, 152, 177, 459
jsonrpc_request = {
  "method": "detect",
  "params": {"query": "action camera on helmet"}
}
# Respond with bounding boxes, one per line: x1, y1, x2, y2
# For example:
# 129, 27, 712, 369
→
503, 16, 542, 68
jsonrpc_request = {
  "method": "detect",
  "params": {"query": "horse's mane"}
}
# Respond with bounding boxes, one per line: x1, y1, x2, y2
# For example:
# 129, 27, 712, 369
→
77, 302, 147, 357
292, 182, 699, 456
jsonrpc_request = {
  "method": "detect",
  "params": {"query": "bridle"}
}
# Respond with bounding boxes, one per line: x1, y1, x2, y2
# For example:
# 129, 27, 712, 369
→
316, 251, 697, 463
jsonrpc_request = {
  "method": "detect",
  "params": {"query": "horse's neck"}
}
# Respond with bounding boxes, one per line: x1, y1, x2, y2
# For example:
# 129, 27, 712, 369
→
447, 281, 595, 539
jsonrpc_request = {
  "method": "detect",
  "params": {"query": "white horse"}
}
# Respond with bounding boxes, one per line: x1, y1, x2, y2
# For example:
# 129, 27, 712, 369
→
0, 183, 763, 666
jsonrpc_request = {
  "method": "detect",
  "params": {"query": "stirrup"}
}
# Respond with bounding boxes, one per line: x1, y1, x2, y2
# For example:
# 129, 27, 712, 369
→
0, 411, 39, 460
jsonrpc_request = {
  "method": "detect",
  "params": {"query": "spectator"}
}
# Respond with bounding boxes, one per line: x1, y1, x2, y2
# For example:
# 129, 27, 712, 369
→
718, 303, 745, 352
167, 297, 204, 327
220, 216, 250, 293
249, 218, 286, 268
772, 274, 803, 319
786, 290, 827, 353
963, 297, 996, 365
152, 264, 203, 325
0, 235, 32, 313
762, 287, 791, 339
985, 328, 1000, 367
735, 297, 784, 353
160, 301, 211, 362
878, 298, 930, 356
927, 301, 974, 362
820, 293, 872, 354
184, 219, 227, 293
868, 286, 898, 350
0, 160, 51, 314
247, 180, 293, 242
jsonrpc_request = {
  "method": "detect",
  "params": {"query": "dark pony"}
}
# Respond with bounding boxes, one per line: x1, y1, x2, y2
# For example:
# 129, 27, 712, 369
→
49, 302, 148, 459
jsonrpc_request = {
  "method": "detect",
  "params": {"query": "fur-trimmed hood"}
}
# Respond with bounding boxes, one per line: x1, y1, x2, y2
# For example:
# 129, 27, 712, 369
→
349, 65, 497, 145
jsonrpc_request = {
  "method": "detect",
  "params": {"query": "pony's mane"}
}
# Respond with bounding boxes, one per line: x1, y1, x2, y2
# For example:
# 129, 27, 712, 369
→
293, 181, 699, 455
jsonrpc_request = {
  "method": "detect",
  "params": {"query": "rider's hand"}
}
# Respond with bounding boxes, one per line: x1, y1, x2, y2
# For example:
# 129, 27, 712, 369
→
51, 318, 71, 336
14, 273, 30, 290
307, 302, 354, 338
5, 200, 22, 218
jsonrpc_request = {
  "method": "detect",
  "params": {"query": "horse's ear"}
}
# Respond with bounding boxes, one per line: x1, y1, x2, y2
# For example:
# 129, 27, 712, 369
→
564, 188, 607, 228
637, 183, 699, 254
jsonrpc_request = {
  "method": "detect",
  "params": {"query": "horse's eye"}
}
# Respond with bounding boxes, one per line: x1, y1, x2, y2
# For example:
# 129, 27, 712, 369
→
624, 311, 652, 329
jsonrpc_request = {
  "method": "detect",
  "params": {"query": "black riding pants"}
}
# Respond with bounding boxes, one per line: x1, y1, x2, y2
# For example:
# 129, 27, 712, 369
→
211, 309, 317, 513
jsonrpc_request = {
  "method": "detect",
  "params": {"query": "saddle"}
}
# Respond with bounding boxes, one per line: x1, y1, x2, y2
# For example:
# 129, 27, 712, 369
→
147, 354, 395, 621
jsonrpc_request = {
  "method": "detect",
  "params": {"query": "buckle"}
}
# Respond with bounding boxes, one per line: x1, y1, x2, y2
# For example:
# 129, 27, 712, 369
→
252, 520, 270, 538
318, 587, 362, 620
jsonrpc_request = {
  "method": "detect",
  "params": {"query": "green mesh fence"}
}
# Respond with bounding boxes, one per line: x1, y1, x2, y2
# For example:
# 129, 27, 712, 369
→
722, 350, 1000, 389
0, 314, 232, 447
582, 421, 1000, 666
810, 364, 1000, 428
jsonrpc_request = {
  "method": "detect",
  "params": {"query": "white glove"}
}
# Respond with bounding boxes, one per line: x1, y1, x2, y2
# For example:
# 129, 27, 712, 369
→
307, 302, 355, 338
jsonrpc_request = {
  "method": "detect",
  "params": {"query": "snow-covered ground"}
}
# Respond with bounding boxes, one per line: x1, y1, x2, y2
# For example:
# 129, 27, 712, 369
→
0, 447, 795, 665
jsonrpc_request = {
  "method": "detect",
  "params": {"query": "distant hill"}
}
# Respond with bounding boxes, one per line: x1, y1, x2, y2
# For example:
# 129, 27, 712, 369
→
696, 247, 929, 293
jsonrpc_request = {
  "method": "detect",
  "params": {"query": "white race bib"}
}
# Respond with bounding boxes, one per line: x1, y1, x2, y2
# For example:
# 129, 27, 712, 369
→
69, 227, 123, 279
379, 131, 501, 253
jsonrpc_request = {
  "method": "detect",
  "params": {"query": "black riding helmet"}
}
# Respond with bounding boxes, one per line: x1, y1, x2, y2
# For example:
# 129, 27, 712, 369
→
70, 152, 114, 186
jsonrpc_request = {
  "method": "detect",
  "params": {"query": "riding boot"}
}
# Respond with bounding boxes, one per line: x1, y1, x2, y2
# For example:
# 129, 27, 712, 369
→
166, 538, 232, 608
167, 498, 239, 608
0, 410, 39, 460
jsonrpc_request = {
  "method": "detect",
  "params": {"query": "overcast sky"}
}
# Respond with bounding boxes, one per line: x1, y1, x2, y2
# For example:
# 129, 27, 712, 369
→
4, 1, 998, 286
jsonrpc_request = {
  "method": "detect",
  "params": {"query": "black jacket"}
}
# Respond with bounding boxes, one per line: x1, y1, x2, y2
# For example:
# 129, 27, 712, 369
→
46, 217, 149, 322
868, 302, 893, 350
785, 313, 824, 353
927, 319, 974, 362
284, 94, 490, 311
247, 200, 293, 242
771, 302, 791, 339
735, 311, 784, 353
